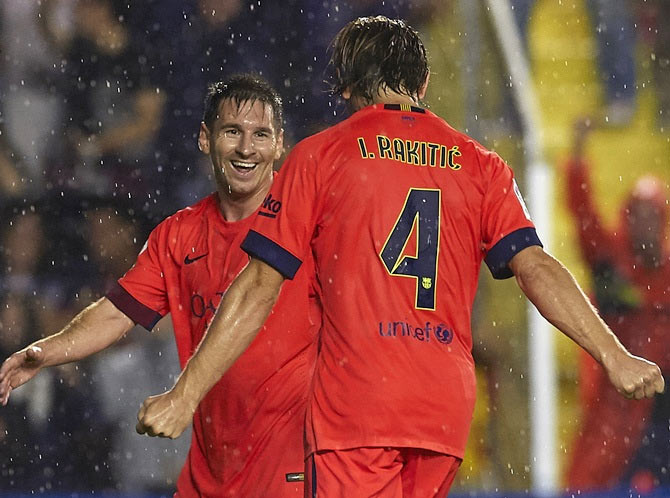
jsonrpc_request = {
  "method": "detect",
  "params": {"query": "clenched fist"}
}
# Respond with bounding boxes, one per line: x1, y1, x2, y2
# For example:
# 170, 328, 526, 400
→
604, 350, 665, 400
136, 388, 198, 439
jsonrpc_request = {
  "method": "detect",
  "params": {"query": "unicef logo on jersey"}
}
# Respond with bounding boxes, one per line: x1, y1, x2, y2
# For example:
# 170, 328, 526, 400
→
434, 323, 454, 344
378, 320, 454, 345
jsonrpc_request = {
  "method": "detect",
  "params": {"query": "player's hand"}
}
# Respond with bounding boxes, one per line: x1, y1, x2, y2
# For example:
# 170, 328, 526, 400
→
603, 350, 665, 400
136, 388, 196, 439
0, 346, 46, 406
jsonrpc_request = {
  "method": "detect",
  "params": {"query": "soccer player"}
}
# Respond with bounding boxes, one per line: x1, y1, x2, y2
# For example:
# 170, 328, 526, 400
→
132, 17, 665, 497
0, 74, 319, 497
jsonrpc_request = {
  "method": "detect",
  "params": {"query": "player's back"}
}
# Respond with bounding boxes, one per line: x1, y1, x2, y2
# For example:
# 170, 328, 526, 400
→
289, 104, 536, 458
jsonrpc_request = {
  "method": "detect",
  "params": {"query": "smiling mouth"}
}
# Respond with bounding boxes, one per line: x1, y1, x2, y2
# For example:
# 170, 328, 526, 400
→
231, 160, 258, 173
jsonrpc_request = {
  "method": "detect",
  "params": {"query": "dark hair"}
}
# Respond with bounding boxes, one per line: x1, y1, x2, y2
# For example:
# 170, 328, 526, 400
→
327, 16, 429, 104
202, 74, 283, 131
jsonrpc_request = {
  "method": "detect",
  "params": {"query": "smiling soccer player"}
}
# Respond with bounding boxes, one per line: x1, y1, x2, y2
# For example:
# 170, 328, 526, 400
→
0, 74, 320, 498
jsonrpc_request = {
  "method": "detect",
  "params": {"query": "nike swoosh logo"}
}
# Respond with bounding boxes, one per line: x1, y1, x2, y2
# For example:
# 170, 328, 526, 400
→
184, 253, 208, 265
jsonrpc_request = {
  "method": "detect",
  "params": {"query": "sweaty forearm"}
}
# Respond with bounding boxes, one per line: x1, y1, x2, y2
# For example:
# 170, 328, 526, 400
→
513, 249, 626, 366
173, 260, 283, 407
32, 298, 134, 367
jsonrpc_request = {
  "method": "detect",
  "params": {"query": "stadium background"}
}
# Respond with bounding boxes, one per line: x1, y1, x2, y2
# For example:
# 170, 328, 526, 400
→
0, 0, 668, 496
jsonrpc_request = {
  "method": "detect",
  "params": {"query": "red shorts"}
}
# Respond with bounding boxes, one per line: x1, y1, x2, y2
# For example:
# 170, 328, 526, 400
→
305, 447, 461, 498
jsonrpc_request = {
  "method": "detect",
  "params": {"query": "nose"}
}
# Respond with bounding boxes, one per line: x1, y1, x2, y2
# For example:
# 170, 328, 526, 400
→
236, 132, 254, 158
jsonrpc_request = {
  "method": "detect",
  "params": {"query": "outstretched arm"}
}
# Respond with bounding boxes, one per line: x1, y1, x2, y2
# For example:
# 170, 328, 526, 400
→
136, 257, 285, 439
0, 297, 134, 405
509, 245, 664, 399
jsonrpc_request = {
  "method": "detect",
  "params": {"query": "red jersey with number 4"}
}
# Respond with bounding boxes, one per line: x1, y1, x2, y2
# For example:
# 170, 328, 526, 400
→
106, 193, 320, 498
241, 104, 541, 459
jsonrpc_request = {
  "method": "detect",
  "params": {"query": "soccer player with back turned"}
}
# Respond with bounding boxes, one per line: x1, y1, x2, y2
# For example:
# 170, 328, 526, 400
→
133, 17, 664, 497
0, 75, 319, 497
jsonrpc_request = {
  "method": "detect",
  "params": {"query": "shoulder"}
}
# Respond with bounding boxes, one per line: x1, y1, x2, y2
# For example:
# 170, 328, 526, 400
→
285, 114, 369, 167
169, 193, 217, 223
422, 110, 508, 178
290, 126, 339, 155
149, 194, 217, 242
431, 113, 492, 157
449, 129, 509, 177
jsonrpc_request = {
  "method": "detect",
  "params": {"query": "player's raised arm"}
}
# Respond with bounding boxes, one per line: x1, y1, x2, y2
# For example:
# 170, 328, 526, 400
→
0, 297, 135, 406
136, 257, 285, 439
509, 245, 665, 399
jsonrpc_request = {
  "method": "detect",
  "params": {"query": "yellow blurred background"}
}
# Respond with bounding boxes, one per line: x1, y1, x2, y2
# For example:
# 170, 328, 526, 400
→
424, 0, 670, 491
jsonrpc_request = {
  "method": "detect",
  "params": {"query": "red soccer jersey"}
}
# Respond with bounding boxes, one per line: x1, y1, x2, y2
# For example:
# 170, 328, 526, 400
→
241, 104, 541, 459
107, 193, 320, 498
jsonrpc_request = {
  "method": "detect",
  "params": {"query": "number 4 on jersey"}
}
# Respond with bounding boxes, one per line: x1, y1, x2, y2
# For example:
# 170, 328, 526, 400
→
379, 188, 440, 310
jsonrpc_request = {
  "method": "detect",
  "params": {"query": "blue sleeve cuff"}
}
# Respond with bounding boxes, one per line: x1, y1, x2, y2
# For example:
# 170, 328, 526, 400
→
241, 230, 303, 280
485, 227, 543, 279
106, 282, 163, 331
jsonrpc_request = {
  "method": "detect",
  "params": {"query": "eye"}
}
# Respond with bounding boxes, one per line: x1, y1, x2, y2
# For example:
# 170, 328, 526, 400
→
255, 130, 271, 139
222, 128, 240, 136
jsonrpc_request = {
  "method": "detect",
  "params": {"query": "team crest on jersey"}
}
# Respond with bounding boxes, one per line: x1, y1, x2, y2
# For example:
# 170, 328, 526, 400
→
421, 277, 432, 289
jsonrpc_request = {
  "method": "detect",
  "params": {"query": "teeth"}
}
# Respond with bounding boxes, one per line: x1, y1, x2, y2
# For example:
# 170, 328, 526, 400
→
231, 161, 257, 169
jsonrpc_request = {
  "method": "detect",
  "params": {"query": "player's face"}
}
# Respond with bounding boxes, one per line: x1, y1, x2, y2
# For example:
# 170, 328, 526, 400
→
199, 98, 283, 200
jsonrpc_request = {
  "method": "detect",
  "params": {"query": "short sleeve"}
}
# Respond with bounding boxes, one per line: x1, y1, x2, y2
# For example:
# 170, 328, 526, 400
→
106, 222, 169, 330
241, 140, 320, 279
480, 152, 542, 279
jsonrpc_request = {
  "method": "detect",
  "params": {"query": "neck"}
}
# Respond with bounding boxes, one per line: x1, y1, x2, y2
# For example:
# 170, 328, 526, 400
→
216, 184, 270, 223
349, 88, 419, 111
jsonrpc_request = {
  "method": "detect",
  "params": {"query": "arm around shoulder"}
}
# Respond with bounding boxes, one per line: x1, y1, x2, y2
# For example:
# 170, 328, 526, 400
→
509, 246, 664, 399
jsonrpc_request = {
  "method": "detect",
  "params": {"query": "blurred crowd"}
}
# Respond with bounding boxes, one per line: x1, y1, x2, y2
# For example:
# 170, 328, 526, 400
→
0, 0, 669, 494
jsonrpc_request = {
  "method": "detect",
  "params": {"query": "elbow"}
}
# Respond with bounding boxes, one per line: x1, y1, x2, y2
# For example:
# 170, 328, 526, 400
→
510, 247, 561, 295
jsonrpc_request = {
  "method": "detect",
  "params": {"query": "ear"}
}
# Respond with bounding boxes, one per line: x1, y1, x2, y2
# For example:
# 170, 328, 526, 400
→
198, 122, 211, 154
418, 71, 430, 100
274, 129, 285, 160
341, 88, 352, 100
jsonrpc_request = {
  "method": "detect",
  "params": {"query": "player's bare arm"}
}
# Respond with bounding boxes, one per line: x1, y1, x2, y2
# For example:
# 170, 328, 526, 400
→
136, 257, 285, 439
0, 297, 134, 406
509, 245, 665, 399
